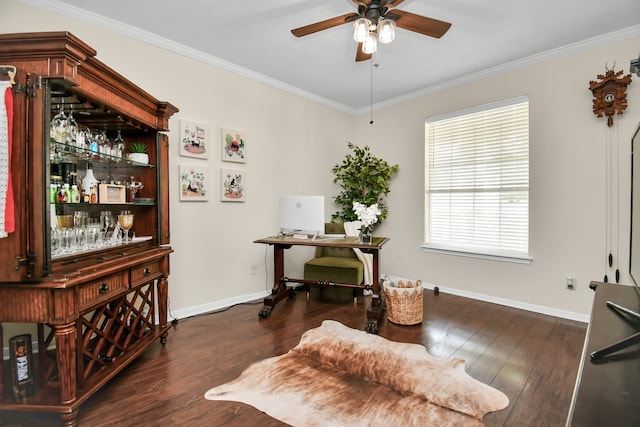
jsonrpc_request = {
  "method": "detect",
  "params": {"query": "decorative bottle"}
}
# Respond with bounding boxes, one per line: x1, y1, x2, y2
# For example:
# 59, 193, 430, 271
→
82, 163, 99, 203
70, 185, 80, 203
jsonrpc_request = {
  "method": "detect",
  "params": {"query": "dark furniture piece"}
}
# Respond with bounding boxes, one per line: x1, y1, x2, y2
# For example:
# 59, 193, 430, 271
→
304, 223, 364, 303
0, 32, 177, 425
254, 234, 389, 333
567, 281, 640, 426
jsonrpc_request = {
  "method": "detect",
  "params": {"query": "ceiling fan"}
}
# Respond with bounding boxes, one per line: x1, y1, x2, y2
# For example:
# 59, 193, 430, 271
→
291, 0, 451, 62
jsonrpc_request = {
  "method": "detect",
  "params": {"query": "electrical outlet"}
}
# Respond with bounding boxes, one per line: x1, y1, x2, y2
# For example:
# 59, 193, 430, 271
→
250, 264, 258, 275
566, 277, 577, 290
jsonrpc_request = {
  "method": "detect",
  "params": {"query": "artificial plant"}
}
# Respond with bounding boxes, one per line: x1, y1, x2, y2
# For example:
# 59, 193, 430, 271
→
331, 142, 399, 227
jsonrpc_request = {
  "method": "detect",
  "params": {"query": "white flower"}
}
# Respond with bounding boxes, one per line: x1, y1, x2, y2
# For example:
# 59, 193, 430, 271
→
352, 201, 381, 233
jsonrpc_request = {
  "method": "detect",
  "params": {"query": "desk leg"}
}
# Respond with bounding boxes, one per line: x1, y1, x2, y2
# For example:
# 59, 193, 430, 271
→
259, 244, 294, 318
364, 249, 385, 333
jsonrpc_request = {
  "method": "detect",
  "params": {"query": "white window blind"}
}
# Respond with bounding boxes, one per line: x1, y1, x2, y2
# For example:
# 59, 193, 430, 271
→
424, 97, 529, 260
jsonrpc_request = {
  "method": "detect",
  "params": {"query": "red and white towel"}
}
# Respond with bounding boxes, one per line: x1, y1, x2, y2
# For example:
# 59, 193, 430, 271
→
0, 80, 15, 238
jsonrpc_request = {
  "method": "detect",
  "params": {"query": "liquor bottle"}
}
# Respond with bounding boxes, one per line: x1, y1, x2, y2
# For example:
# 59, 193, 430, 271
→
10, 334, 34, 400
70, 185, 81, 203
82, 163, 99, 203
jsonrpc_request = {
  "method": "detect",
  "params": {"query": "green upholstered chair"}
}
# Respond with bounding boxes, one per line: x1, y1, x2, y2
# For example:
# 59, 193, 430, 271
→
304, 222, 364, 303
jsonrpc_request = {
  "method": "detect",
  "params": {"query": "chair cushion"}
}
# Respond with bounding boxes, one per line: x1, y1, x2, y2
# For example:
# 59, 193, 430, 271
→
304, 256, 364, 285
304, 226, 364, 303
304, 256, 363, 303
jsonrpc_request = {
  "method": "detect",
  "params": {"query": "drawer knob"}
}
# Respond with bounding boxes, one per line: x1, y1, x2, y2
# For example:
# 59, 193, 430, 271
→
99, 283, 109, 294
143, 267, 151, 275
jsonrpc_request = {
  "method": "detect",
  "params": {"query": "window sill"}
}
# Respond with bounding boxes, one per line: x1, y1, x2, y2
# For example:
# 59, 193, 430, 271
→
421, 244, 532, 264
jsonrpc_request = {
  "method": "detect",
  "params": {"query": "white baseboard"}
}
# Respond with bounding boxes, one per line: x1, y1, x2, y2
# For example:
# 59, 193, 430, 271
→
171, 278, 590, 324
384, 274, 590, 324
168, 290, 271, 321
4, 283, 587, 360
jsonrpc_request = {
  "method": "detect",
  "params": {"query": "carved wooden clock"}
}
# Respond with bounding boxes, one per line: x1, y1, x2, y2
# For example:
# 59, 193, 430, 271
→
589, 66, 632, 127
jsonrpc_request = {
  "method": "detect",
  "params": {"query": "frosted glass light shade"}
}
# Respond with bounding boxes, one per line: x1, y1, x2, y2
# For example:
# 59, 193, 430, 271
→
362, 33, 377, 54
378, 19, 396, 44
353, 18, 371, 43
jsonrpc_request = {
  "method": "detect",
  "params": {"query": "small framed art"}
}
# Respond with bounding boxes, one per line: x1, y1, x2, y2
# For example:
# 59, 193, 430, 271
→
221, 128, 246, 163
179, 164, 209, 201
180, 120, 209, 159
221, 169, 246, 202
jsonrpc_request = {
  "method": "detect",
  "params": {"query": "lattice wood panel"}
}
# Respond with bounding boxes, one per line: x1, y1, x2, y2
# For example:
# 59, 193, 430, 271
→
37, 283, 156, 388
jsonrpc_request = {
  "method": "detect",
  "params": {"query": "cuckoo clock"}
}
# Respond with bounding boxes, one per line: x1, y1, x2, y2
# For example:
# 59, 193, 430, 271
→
589, 66, 632, 127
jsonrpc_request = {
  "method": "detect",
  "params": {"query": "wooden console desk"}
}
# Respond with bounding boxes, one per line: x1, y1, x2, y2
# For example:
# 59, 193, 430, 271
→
567, 281, 640, 426
254, 235, 389, 333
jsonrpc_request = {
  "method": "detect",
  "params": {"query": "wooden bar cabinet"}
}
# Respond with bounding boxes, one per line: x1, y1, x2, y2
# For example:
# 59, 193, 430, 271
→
0, 32, 178, 425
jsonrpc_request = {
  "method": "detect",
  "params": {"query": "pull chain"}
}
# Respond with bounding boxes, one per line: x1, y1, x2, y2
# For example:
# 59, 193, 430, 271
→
369, 60, 375, 125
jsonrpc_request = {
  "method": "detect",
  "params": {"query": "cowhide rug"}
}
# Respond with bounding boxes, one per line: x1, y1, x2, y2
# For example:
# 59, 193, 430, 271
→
205, 320, 509, 426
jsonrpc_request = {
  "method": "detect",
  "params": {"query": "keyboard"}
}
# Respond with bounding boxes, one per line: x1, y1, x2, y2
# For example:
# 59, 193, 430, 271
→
319, 234, 346, 239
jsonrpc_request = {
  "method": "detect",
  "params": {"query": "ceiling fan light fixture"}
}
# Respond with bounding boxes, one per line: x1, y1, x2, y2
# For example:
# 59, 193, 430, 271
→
353, 18, 371, 43
362, 33, 377, 54
377, 19, 395, 44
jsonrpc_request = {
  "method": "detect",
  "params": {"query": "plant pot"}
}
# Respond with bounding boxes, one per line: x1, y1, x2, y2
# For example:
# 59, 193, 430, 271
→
359, 232, 372, 244
129, 153, 148, 164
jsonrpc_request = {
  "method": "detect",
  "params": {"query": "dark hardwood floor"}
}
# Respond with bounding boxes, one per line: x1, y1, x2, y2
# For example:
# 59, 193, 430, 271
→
1, 289, 586, 426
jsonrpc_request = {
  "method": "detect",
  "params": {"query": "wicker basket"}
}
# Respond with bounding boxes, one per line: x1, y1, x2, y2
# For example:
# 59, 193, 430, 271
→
383, 280, 424, 325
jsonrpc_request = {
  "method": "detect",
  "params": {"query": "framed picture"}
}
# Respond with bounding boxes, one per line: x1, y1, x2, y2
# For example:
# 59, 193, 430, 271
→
179, 164, 209, 201
221, 128, 246, 163
180, 120, 209, 159
221, 168, 246, 202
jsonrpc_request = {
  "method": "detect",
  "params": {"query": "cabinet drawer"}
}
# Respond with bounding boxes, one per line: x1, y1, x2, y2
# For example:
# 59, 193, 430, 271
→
78, 272, 129, 311
131, 261, 162, 286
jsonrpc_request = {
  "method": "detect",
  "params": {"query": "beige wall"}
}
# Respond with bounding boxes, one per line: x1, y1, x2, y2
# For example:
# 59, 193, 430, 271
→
354, 36, 640, 317
2, 0, 640, 349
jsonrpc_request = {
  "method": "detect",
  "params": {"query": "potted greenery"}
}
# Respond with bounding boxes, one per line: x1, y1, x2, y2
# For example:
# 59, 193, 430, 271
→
331, 142, 399, 232
128, 142, 148, 164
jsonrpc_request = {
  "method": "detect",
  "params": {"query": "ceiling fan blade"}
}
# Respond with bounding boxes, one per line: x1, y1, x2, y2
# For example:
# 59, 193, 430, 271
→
291, 13, 357, 37
393, 9, 451, 38
355, 43, 372, 62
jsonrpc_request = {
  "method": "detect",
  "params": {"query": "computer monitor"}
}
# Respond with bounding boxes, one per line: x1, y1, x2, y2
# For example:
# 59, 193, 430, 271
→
278, 195, 325, 236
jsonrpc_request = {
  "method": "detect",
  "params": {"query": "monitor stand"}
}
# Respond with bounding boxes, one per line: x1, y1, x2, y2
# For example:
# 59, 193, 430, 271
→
590, 301, 640, 361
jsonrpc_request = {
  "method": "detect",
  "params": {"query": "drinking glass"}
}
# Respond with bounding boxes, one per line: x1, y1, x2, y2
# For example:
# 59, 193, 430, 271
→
86, 225, 102, 249
50, 104, 67, 144
50, 228, 61, 257
61, 228, 77, 254
119, 211, 134, 242
113, 130, 125, 161
65, 108, 78, 148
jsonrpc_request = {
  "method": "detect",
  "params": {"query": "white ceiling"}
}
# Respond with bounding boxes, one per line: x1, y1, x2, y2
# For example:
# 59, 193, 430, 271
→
31, 0, 640, 113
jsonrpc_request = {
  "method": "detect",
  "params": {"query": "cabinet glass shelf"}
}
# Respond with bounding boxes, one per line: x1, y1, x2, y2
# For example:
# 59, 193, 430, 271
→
51, 141, 155, 168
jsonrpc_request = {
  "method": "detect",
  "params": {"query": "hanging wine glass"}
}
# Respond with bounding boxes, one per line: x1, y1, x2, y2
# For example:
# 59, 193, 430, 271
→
77, 127, 91, 158
94, 128, 106, 159
50, 104, 67, 163
102, 129, 113, 159
65, 107, 78, 151
114, 130, 125, 162
50, 104, 67, 143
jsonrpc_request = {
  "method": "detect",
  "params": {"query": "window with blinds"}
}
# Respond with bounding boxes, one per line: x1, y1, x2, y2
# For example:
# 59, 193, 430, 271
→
424, 96, 530, 262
